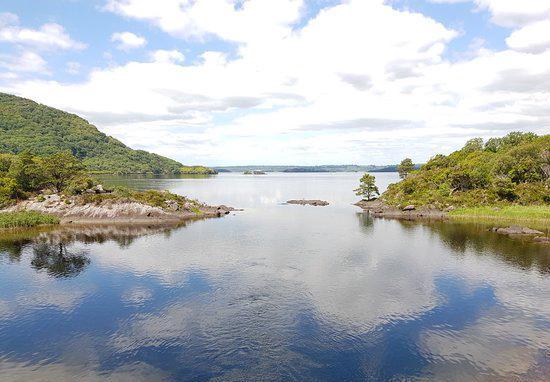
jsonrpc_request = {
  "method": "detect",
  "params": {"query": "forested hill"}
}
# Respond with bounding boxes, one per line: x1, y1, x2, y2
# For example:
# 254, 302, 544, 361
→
382, 132, 550, 208
0, 92, 183, 174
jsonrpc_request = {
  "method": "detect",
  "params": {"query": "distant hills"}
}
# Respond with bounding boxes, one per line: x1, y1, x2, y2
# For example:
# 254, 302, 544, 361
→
214, 165, 411, 173
0, 93, 183, 174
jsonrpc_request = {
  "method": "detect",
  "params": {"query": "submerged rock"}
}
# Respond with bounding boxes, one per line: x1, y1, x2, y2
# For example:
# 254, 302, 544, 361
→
533, 236, 550, 243
287, 199, 329, 206
493, 226, 544, 235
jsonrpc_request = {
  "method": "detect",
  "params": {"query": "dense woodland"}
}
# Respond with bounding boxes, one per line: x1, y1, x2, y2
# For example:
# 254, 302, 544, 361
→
382, 132, 550, 208
0, 151, 93, 207
0, 93, 184, 174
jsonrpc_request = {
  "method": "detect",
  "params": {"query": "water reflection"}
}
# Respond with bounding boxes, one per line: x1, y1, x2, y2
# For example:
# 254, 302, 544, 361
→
30, 242, 90, 278
0, 174, 548, 382
403, 219, 549, 274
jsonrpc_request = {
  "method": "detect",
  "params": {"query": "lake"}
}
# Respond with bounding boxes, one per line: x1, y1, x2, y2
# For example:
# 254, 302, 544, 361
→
0, 172, 548, 381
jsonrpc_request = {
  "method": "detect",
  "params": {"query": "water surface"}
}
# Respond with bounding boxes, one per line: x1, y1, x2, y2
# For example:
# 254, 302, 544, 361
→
1, 173, 549, 381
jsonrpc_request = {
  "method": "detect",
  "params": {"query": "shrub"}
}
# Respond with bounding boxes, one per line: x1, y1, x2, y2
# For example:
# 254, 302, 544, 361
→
0, 211, 60, 229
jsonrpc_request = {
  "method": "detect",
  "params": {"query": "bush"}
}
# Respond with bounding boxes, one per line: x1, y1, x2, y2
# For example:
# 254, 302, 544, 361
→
492, 177, 516, 201
65, 175, 94, 195
0, 211, 60, 228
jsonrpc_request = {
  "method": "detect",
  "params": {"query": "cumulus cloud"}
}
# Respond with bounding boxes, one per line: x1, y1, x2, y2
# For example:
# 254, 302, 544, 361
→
0, 13, 86, 50
2, 0, 550, 164
111, 31, 147, 50
506, 20, 550, 53
150, 49, 185, 63
104, 0, 304, 43
0, 50, 47, 73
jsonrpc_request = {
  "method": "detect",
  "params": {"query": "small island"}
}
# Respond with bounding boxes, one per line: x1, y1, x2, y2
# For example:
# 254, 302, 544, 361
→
287, 199, 329, 206
180, 166, 218, 175
244, 170, 267, 175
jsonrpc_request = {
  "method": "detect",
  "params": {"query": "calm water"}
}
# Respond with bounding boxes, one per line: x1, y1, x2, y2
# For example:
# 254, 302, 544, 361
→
0, 173, 549, 381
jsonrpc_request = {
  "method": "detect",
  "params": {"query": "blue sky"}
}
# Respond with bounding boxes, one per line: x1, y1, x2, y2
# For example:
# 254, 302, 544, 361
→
1, 0, 549, 165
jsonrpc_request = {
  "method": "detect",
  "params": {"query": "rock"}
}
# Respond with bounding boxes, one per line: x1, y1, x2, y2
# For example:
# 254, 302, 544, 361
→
444, 206, 456, 212
287, 199, 329, 206
494, 226, 544, 235
533, 236, 550, 243
402, 205, 415, 211
164, 200, 179, 211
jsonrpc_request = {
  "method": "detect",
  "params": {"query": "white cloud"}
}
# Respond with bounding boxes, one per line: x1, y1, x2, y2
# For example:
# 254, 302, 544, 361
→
475, 0, 550, 27
150, 49, 185, 64
2, 0, 550, 164
506, 20, 550, 53
104, 0, 304, 43
0, 50, 48, 73
0, 14, 86, 50
111, 31, 147, 50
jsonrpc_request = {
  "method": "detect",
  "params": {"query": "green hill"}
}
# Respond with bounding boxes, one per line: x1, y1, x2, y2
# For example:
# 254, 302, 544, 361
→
0, 92, 183, 174
381, 132, 550, 208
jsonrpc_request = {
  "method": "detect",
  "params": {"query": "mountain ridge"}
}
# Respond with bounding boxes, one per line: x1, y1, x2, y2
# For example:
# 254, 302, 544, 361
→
0, 92, 183, 174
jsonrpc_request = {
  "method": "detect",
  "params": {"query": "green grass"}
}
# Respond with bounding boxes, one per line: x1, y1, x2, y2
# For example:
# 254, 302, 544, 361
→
0, 211, 60, 229
449, 205, 550, 227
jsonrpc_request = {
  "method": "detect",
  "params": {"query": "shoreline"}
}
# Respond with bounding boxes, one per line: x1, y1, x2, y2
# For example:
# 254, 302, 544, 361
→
354, 199, 447, 220
1, 193, 236, 228
354, 199, 549, 241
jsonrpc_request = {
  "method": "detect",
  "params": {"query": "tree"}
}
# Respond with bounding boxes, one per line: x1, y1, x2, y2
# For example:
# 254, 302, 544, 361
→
39, 152, 85, 192
7, 151, 44, 192
462, 137, 484, 153
355, 173, 379, 201
397, 158, 414, 179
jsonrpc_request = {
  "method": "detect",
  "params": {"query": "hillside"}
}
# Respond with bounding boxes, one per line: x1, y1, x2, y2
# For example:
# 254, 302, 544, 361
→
380, 132, 549, 208
0, 93, 183, 174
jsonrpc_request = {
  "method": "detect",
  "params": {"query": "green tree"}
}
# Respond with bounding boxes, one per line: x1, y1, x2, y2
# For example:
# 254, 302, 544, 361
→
397, 158, 414, 179
39, 152, 85, 192
355, 173, 379, 201
462, 138, 484, 153
8, 151, 44, 192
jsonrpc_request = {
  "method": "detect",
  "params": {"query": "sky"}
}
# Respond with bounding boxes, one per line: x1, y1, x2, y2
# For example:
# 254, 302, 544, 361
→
0, 0, 549, 166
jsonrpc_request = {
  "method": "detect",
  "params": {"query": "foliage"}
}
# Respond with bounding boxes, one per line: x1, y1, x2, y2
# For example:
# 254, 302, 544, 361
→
0, 152, 91, 207
0, 92, 183, 174
397, 158, 415, 179
354, 173, 379, 201
78, 187, 202, 211
449, 205, 550, 222
39, 152, 86, 192
180, 166, 217, 175
0, 211, 59, 229
382, 132, 550, 209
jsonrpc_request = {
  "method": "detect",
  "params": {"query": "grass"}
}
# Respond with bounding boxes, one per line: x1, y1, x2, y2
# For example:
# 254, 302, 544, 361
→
0, 211, 60, 229
449, 205, 550, 229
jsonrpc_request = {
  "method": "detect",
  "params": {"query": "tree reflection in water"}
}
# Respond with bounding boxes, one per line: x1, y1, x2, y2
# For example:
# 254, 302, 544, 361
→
30, 242, 90, 278
0, 223, 187, 278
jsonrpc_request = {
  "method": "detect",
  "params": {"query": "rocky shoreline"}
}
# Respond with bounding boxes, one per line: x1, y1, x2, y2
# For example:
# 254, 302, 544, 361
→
354, 199, 549, 244
2, 193, 236, 225
354, 199, 447, 219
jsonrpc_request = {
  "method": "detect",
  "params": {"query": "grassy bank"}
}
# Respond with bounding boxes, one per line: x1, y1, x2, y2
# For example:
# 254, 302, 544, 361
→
0, 211, 60, 229
449, 205, 550, 230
